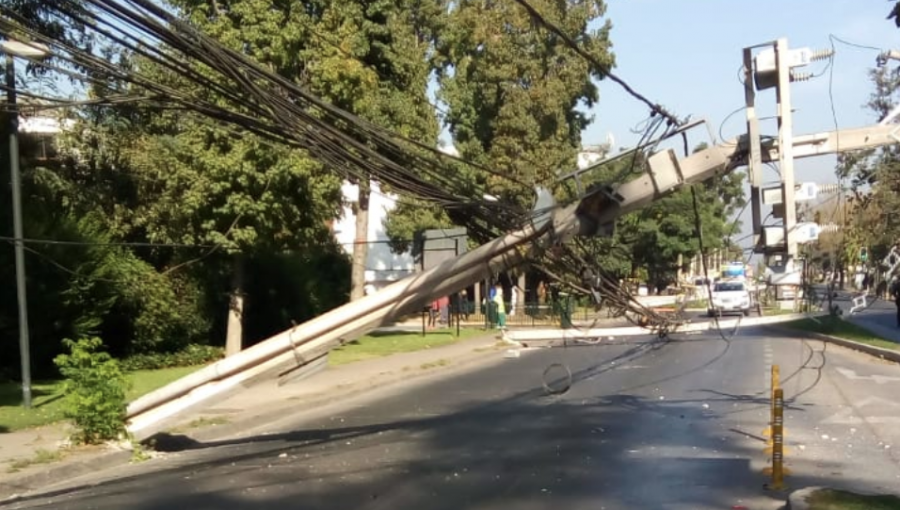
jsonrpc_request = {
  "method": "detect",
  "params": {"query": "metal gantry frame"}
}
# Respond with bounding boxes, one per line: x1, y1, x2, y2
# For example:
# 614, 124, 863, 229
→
743, 39, 800, 275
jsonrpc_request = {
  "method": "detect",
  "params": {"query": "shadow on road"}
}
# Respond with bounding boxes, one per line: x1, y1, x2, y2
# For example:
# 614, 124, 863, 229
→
0, 335, 873, 510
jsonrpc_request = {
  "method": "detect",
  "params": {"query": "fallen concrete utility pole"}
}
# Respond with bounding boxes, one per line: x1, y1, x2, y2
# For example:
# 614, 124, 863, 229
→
127, 225, 546, 437
127, 115, 899, 439
126, 121, 731, 438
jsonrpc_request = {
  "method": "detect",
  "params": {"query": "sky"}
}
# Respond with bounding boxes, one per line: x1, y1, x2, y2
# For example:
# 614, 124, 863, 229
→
579, 0, 900, 256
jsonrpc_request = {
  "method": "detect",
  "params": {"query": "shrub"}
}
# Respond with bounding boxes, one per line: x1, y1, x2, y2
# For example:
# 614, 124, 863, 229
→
54, 337, 130, 444
120, 344, 224, 372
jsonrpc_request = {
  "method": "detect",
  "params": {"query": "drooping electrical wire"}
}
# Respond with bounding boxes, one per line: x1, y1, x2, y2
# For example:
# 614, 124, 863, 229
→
2, 0, 706, 335
508, 0, 683, 128
0, 1, 530, 243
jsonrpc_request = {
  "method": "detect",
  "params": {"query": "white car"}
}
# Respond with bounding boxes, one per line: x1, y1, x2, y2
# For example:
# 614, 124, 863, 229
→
708, 280, 752, 317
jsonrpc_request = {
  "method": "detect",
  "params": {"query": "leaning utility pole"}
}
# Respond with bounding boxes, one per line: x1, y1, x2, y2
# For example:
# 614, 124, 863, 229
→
774, 38, 799, 262
743, 38, 831, 305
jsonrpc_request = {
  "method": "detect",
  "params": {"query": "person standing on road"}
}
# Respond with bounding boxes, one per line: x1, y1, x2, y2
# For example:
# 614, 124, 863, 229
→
892, 278, 900, 327
492, 283, 506, 330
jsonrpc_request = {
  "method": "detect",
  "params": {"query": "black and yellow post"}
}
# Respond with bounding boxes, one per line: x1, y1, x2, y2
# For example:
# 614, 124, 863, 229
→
763, 365, 780, 442
764, 365, 789, 487
765, 388, 787, 491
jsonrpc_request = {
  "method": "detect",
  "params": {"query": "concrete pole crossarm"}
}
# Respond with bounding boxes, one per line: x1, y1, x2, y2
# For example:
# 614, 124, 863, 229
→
766, 124, 900, 160
567, 143, 735, 236
744, 45, 765, 247
126, 224, 544, 420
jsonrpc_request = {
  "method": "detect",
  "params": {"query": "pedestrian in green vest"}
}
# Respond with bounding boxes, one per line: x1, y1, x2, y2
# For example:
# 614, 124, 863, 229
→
492, 284, 506, 330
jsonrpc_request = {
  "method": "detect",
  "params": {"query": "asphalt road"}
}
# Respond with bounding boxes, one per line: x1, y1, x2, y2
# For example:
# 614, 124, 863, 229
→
4, 327, 900, 510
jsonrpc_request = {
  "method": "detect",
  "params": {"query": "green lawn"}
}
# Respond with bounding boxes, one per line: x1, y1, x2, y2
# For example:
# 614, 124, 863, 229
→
805, 488, 900, 510
0, 365, 200, 432
761, 307, 799, 316
329, 328, 489, 366
784, 316, 900, 351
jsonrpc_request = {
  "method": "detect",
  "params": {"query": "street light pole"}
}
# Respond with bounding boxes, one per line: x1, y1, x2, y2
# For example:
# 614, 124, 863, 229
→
5, 53, 32, 409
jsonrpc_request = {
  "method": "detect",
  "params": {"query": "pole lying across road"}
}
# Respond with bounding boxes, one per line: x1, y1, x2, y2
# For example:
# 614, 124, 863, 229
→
126, 128, 741, 438
129, 116, 887, 439
127, 224, 546, 437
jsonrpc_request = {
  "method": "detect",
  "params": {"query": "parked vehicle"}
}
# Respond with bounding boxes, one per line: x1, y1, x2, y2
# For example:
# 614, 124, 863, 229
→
708, 280, 752, 317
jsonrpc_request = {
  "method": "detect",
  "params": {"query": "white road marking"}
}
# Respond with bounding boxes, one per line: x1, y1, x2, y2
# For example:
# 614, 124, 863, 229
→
822, 396, 900, 425
836, 366, 900, 385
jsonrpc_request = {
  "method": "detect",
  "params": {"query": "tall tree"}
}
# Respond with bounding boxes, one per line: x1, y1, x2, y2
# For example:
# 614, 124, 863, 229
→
433, 0, 614, 208
384, 0, 614, 253
173, 0, 439, 302
836, 65, 900, 270
552, 144, 745, 292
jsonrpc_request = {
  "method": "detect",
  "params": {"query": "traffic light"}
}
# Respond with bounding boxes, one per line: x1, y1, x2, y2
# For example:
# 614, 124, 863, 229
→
860, 247, 868, 262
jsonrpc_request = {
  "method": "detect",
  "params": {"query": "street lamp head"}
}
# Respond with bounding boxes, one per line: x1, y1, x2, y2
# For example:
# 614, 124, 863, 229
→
1, 40, 51, 60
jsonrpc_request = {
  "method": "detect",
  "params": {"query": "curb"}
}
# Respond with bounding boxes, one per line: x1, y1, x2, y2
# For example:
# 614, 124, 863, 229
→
1, 337, 508, 501
0, 450, 132, 503
786, 486, 820, 510
764, 325, 900, 364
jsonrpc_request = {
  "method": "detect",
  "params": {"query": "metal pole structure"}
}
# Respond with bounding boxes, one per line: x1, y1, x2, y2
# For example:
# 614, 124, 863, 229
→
775, 39, 798, 263
456, 295, 461, 337
743, 46, 765, 249
455, 238, 460, 337
6, 54, 32, 408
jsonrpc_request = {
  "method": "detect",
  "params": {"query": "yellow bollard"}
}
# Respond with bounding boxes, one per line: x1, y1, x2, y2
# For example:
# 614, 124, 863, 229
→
763, 365, 780, 441
765, 389, 787, 490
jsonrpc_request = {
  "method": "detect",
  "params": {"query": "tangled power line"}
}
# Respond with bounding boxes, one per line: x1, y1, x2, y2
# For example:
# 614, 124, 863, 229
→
0, 0, 720, 366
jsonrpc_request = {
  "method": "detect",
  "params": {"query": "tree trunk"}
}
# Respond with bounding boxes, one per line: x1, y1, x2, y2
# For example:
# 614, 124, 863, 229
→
225, 255, 245, 357
350, 179, 370, 301
676, 253, 684, 285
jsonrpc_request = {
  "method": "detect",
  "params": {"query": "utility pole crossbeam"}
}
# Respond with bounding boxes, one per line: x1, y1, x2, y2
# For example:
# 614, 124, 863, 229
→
775, 38, 799, 261
744, 47, 765, 248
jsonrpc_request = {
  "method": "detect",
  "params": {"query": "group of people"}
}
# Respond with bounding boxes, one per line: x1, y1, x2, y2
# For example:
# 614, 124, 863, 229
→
427, 284, 510, 330
427, 295, 452, 328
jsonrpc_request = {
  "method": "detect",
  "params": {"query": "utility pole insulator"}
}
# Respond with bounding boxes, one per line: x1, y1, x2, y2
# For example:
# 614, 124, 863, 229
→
790, 71, 813, 83
810, 48, 835, 62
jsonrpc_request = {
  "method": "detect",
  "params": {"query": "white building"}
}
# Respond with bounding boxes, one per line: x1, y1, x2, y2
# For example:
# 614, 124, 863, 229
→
577, 144, 610, 170
332, 180, 417, 293
20, 115, 72, 134
333, 143, 613, 291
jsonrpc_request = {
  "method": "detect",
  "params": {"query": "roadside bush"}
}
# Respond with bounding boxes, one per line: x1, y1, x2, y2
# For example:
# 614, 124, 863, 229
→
120, 344, 224, 372
54, 337, 130, 445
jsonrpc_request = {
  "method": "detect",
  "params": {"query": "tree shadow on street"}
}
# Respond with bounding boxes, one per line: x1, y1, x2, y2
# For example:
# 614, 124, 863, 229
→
2, 335, 885, 510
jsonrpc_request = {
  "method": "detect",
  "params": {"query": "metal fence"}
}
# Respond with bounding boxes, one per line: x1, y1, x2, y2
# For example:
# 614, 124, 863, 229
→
449, 299, 596, 328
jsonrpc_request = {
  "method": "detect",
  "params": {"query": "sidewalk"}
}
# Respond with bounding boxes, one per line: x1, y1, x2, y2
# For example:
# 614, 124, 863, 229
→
0, 330, 508, 500
843, 299, 900, 343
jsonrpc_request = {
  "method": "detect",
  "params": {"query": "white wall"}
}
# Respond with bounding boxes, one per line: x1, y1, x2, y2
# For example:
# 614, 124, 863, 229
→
332, 145, 608, 291
19, 115, 72, 134
332, 181, 416, 292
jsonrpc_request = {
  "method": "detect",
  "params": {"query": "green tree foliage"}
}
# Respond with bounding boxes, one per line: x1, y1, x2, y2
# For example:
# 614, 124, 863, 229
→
383, 199, 457, 253
555, 145, 745, 291
172, 0, 438, 302
434, 0, 613, 207
383, 0, 614, 250
834, 65, 900, 267
0, 130, 213, 378
890, 1, 900, 27
623, 171, 746, 290
0, 0, 365, 378
54, 337, 129, 444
